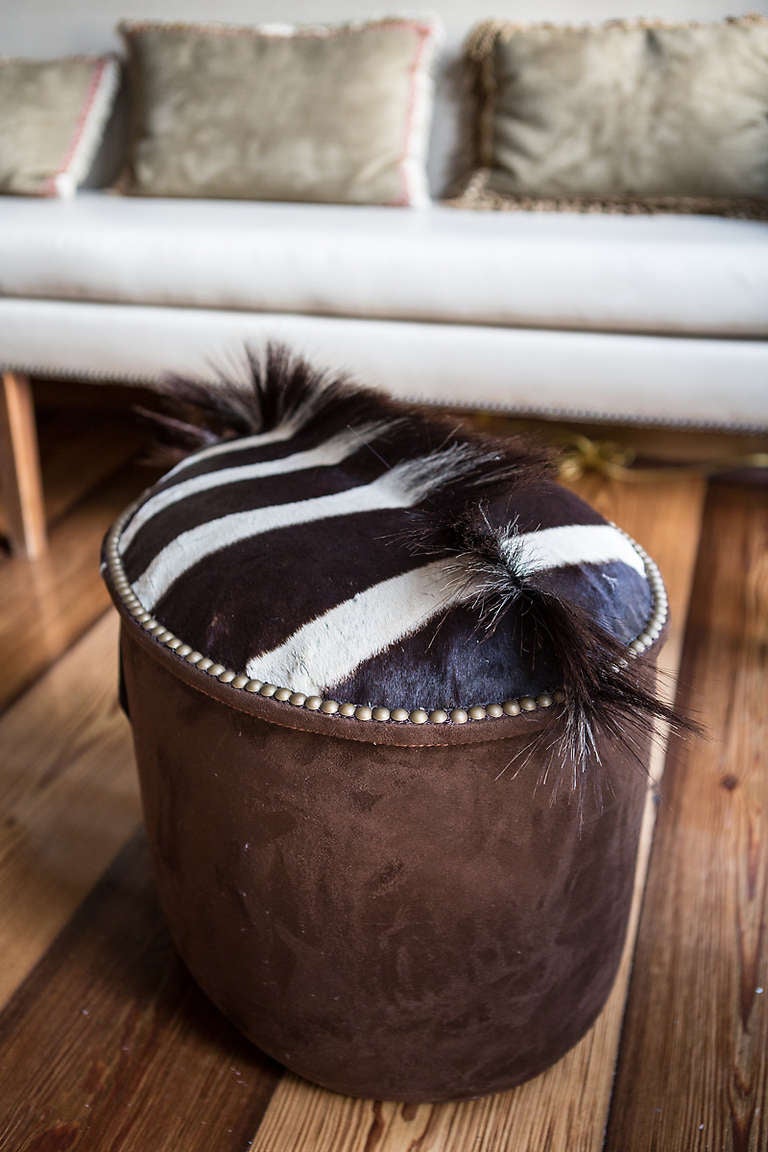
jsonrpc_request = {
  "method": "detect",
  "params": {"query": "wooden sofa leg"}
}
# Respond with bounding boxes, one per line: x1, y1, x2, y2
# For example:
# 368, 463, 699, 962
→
0, 372, 47, 558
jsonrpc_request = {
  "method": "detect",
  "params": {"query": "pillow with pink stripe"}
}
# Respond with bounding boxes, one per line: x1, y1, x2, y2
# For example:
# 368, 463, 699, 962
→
118, 18, 440, 206
0, 55, 119, 197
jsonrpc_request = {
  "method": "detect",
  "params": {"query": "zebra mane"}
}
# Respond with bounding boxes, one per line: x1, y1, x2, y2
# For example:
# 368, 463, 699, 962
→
139, 342, 407, 462
142, 340, 552, 487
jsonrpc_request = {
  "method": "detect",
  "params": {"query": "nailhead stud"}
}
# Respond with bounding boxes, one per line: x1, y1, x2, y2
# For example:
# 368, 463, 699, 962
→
109, 521, 666, 725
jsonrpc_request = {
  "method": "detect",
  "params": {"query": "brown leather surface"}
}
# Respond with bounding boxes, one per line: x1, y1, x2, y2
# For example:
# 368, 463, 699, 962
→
119, 613, 652, 1101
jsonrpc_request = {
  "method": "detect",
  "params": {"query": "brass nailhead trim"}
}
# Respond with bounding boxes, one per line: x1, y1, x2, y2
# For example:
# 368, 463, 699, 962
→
106, 509, 668, 728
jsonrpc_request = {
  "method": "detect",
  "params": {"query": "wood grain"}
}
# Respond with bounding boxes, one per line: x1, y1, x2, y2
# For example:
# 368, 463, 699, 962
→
0, 612, 140, 1007
249, 473, 707, 1152
606, 481, 768, 1152
0, 460, 159, 714
0, 372, 46, 558
0, 835, 282, 1152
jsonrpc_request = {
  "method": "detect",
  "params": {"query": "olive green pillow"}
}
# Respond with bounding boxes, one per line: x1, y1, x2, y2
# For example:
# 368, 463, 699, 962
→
455, 15, 768, 218
119, 18, 440, 206
0, 55, 119, 196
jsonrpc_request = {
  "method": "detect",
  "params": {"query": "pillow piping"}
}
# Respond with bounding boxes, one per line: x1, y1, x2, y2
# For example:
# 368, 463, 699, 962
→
47, 55, 119, 197
396, 19, 438, 207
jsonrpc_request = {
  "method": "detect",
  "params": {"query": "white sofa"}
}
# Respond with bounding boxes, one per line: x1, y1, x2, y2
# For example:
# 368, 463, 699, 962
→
1, 0, 767, 556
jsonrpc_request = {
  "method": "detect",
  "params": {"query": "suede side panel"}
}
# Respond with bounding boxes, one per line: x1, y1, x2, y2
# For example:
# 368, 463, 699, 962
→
121, 620, 649, 1101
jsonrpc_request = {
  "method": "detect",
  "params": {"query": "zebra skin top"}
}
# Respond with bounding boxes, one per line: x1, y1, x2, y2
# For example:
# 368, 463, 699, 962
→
116, 349, 655, 715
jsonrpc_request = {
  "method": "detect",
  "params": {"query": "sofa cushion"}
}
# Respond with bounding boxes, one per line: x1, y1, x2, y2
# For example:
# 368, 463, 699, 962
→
0, 192, 766, 338
3, 298, 767, 431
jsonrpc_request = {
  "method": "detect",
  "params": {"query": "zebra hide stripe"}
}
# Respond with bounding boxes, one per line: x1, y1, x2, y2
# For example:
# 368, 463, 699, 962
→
245, 524, 645, 697
117, 342, 693, 786
119, 420, 394, 553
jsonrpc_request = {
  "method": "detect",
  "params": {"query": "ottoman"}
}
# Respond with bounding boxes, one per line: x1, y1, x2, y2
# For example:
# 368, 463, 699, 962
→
102, 346, 675, 1102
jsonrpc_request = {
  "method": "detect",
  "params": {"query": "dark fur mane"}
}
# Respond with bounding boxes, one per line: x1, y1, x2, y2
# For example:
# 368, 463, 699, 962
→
140, 342, 406, 461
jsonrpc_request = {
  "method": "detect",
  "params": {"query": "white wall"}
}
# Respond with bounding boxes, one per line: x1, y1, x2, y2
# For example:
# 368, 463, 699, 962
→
1, 0, 765, 56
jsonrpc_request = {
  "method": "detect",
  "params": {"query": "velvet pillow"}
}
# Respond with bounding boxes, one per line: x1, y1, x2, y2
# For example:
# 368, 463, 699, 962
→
455, 15, 768, 218
0, 55, 119, 197
119, 18, 440, 206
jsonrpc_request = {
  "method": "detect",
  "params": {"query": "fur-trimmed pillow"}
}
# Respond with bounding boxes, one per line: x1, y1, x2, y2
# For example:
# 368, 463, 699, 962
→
453, 15, 768, 219
119, 17, 440, 206
0, 55, 119, 197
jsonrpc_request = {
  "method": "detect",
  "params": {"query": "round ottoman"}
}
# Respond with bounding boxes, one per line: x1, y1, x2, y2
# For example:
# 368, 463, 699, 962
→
102, 347, 673, 1102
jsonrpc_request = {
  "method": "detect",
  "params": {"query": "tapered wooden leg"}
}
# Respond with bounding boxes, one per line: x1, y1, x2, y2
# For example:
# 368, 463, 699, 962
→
0, 372, 47, 558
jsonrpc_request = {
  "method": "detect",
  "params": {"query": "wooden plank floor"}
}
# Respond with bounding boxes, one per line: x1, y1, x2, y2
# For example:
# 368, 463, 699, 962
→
0, 399, 765, 1151
606, 481, 768, 1152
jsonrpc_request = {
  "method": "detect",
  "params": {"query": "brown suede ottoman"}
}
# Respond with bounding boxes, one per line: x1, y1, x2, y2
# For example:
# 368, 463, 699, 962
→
101, 347, 673, 1102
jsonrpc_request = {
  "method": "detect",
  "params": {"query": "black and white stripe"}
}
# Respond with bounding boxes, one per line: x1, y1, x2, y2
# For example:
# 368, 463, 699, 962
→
119, 349, 653, 714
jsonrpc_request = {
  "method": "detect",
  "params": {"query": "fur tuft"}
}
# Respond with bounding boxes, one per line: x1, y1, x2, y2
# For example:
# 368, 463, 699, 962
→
139, 343, 554, 482
381, 441, 551, 508
139, 342, 407, 463
406, 508, 698, 799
